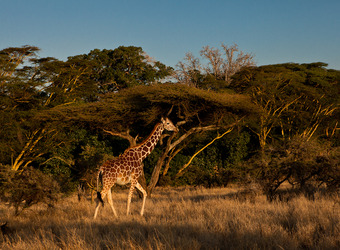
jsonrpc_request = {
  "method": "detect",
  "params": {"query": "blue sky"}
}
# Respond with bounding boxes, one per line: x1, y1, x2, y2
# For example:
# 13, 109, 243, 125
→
1, 0, 339, 69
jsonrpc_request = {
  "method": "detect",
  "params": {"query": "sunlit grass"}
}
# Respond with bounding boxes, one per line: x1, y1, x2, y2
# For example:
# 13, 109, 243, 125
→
1, 186, 339, 249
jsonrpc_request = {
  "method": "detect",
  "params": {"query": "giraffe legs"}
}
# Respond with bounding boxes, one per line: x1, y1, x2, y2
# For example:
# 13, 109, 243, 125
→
94, 180, 147, 218
127, 181, 147, 216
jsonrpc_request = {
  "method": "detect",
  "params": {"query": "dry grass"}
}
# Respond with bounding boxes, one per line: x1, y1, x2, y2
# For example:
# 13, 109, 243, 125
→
0, 186, 339, 249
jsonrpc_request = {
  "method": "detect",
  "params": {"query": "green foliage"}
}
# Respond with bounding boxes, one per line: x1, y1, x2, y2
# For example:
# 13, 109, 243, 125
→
0, 46, 60, 170
0, 46, 42, 110
174, 130, 253, 186
38, 127, 121, 193
70, 129, 114, 185
0, 44, 173, 183
67, 46, 173, 93
1, 44, 339, 195
38, 83, 259, 191
41, 83, 259, 134
230, 64, 339, 199
230, 63, 339, 150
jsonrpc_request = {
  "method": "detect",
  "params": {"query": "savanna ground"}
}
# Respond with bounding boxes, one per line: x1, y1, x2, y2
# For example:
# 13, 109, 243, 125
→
0, 185, 339, 249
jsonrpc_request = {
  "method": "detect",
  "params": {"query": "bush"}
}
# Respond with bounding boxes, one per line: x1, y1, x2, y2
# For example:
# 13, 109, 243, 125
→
250, 136, 339, 201
0, 166, 60, 215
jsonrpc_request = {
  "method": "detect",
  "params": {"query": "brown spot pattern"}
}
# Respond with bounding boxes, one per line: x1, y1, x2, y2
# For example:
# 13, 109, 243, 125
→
94, 118, 177, 218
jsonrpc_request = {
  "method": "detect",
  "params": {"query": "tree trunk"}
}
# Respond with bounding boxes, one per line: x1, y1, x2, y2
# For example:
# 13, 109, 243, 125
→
146, 152, 168, 196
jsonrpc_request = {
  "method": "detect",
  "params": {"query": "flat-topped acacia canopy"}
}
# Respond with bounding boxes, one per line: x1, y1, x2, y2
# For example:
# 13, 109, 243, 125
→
39, 83, 260, 133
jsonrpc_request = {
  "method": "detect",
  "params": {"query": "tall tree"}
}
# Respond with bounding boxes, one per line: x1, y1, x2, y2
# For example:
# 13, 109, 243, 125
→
0, 45, 41, 110
220, 43, 255, 84
175, 43, 255, 90
230, 62, 339, 149
67, 46, 173, 93
230, 63, 339, 196
175, 52, 202, 86
0, 46, 59, 171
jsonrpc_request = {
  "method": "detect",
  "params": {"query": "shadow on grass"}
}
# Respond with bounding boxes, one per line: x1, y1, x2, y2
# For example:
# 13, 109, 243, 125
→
2, 217, 292, 249
156, 189, 258, 204
85, 220, 289, 249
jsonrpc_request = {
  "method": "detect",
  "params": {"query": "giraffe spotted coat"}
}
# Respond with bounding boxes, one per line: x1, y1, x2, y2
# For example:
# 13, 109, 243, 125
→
94, 117, 176, 219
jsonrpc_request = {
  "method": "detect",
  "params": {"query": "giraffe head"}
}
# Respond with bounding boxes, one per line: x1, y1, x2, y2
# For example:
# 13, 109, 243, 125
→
161, 117, 177, 131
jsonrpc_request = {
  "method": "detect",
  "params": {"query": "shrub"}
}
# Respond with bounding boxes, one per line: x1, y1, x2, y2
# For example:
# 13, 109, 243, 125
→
250, 136, 339, 201
0, 165, 60, 215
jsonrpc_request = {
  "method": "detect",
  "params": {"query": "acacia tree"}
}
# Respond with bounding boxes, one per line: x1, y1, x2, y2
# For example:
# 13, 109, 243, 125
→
0, 46, 41, 111
0, 46, 55, 171
41, 83, 259, 195
231, 63, 339, 149
0, 46, 96, 173
230, 63, 340, 197
37, 46, 173, 106
0, 46, 64, 212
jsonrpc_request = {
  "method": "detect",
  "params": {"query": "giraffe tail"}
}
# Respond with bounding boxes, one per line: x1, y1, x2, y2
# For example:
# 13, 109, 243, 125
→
97, 170, 104, 207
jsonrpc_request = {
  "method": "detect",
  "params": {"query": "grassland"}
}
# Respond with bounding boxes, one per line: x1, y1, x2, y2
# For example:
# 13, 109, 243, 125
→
0, 186, 339, 249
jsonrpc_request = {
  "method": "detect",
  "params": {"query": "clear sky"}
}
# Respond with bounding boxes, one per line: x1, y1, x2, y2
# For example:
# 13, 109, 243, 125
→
1, 0, 340, 70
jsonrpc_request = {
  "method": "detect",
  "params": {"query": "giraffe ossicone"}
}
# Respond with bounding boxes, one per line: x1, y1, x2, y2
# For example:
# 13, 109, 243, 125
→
93, 117, 177, 219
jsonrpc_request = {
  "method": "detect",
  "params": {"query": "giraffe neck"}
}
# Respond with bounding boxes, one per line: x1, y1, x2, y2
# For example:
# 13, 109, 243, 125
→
135, 123, 164, 161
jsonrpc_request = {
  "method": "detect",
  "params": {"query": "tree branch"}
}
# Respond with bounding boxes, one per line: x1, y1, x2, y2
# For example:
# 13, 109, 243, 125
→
169, 125, 218, 151
102, 129, 137, 147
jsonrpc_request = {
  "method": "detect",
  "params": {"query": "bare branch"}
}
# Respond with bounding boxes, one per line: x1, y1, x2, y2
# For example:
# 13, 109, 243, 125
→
103, 129, 137, 147
200, 46, 223, 78
176, 127, 234, 177
166, 105, 174, 116
169, 125, 219, 151
221, 43, 255, 84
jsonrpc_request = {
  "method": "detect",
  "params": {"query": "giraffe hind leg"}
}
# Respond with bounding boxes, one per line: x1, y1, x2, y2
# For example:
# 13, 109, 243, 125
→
94, 201, 100, 219
94, 193, 104, 219
93, 187, 109, 219
107, 188, 118, 217
127, 181, 136, 216
97, 192, 104, 206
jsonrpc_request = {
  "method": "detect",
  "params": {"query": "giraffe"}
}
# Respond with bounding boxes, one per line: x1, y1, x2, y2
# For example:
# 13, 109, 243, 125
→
93, 117, 177, 219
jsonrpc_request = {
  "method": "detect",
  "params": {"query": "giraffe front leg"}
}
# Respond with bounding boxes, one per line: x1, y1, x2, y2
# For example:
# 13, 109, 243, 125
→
135, 182, 147, 216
